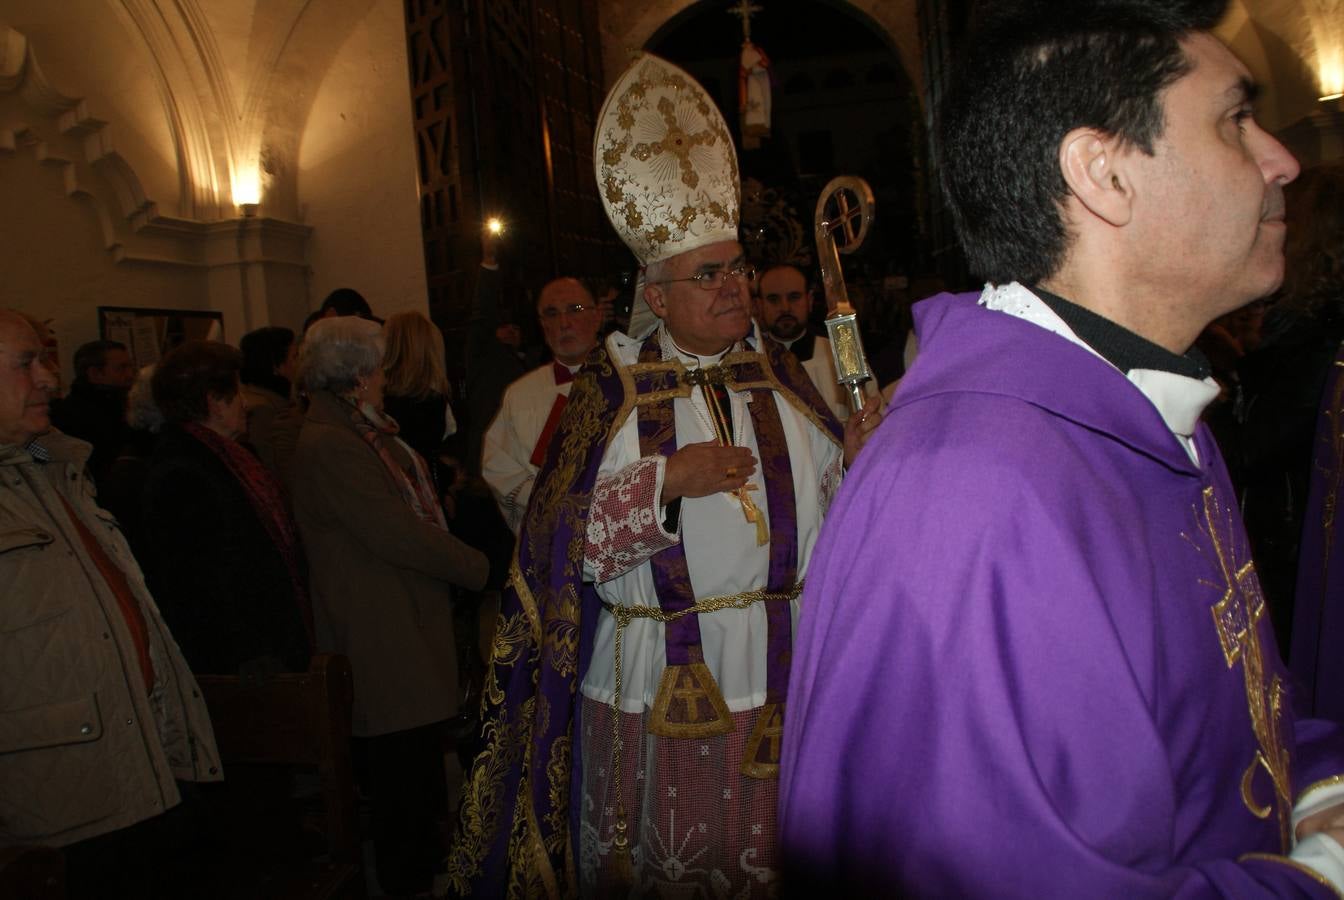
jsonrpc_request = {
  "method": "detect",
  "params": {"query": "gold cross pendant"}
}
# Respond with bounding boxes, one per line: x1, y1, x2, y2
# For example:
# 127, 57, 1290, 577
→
736, 485, 769, 546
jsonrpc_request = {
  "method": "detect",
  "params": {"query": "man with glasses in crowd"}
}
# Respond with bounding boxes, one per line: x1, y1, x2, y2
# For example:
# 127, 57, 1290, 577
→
481, 276, 603, 532
443, 53, 880, 897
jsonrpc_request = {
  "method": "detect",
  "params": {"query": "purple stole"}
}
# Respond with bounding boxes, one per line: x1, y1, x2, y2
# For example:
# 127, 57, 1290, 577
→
634, 335, 798, 777
442, 332, 840, 897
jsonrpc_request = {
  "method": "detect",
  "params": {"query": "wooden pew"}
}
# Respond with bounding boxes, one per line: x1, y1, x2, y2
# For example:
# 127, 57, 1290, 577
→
196, 654, 364, 900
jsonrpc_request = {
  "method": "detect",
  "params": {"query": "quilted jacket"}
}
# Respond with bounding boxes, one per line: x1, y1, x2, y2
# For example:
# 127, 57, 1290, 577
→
0, 431, 221, 848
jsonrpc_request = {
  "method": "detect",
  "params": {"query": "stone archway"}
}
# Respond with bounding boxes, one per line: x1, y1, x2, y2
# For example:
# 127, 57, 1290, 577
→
598, 0, 922, 100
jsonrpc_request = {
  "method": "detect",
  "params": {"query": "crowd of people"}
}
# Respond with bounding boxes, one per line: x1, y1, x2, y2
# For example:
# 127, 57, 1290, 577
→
4, 0, 1344, 897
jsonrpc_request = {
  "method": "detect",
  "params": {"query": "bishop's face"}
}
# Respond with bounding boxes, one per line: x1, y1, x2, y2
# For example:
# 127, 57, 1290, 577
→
645, 241, 753, 356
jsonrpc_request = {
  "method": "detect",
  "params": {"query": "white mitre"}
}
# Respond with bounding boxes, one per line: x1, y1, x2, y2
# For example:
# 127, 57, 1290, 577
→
594, 53, 741, 336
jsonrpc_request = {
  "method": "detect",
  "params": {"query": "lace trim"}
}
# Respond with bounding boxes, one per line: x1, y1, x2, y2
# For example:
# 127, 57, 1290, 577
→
585, 456, 679, 582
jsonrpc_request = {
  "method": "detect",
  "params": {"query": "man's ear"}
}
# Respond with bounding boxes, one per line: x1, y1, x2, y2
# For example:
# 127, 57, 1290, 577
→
644, 282, 668, 319
1058, 128, 1132, 228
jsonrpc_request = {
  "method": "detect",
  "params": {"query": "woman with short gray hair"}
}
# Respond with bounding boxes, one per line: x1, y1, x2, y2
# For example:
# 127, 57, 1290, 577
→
289, 315, 490, 896
296, 316, 384, 396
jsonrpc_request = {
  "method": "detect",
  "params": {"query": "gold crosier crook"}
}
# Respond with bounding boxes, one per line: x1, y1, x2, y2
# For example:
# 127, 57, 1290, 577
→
815, 175, 877, 412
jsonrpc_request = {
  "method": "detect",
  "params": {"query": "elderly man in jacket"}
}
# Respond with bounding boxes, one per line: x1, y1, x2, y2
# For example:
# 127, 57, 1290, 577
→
0, 309, 220, 896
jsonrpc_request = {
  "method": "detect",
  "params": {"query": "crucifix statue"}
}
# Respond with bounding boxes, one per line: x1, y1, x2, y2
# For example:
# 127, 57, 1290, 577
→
727, 0, 763, 41
729, 0, 771, 148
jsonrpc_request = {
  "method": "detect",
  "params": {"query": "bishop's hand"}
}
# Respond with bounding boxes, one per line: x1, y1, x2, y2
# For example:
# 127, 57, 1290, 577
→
843, 394, 883, 467
662, 441, 757, 504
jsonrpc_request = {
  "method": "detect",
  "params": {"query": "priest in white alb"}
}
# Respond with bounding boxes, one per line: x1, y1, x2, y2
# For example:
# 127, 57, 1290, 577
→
442, 54, 881, 899
481, 277, 603, 532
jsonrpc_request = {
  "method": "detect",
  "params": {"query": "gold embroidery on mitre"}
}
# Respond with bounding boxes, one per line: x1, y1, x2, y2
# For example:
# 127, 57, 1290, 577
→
648, 662, 733, 738
1194, 485, 1294, 851
741, 702, 785, 779
594, 54, 739, 264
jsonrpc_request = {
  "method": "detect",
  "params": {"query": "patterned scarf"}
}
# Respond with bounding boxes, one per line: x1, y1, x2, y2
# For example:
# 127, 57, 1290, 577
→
182, 421, 313, 644
344, 398, 448, 531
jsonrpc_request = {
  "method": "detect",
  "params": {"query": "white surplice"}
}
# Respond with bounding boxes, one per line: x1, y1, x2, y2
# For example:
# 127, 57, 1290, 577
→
482, 362, 577, 533
579, 324, 844, 714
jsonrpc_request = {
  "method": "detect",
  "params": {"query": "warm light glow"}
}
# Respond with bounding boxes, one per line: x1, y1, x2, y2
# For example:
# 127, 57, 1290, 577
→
232, 167, 261, 207
1306, 2, 1344, 101
487, 217, 504, 235
1319, 45, 1344, 99
1323, 92, 1344, 102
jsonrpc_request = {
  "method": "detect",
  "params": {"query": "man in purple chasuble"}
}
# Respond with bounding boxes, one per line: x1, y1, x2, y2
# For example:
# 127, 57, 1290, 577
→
442, 54, 881, 898
779, 1, 1344, 896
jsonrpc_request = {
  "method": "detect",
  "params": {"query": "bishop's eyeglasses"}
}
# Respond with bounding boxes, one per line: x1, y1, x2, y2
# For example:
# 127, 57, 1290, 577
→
651, 264, 757, 291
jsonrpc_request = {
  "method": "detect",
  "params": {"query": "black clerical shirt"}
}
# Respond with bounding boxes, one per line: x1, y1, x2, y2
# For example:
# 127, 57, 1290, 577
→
1029, 285, 1210, 380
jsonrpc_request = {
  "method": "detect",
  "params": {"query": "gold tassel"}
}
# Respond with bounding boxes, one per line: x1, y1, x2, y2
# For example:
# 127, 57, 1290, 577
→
608, 802, 635, 891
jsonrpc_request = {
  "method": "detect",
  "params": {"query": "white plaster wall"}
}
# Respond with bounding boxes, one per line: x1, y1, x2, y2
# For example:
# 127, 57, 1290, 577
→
0, 0, 181, 209
298, 0, 428, 320
0, 153, 209, 388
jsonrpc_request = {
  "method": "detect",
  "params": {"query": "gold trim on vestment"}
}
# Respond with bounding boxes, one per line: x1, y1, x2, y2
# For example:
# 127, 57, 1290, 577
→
741, 701, 785, 779
509, 562, 543, 647
1240, 853, 1344, 898
721, 348, 843, 449
1298, 774, 1344, 802
648, 663, 734, 737
611, 337, 839, 453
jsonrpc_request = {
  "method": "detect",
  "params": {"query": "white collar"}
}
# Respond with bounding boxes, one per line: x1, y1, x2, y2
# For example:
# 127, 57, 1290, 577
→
979, 282, 1220, 459
659, 326, 736, 368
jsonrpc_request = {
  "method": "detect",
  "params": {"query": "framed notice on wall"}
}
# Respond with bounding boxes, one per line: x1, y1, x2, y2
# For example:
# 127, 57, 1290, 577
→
97, 307, 224, 368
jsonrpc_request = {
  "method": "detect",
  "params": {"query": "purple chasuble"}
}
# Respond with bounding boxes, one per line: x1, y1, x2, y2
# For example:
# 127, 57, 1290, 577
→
1292, 341, 1344, 724
779, 292, 1344, 898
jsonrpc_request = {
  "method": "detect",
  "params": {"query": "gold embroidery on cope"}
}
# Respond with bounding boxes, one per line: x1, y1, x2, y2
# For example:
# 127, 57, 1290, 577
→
1195, 486, 1294, 850
544, 582, 581, 679
485, 611, 532, 706
543, 734, 571, 843
444, 697, 535, 893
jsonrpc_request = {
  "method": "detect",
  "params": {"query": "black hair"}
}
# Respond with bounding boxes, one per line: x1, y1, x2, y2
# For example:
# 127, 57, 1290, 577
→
239, 326, 295, 387
319, 287, 373, 319
73, 340, 128, 383
937, 0, 1227, 284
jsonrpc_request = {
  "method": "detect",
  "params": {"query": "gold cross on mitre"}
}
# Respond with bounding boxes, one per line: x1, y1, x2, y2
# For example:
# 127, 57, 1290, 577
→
728, 0, 763, 42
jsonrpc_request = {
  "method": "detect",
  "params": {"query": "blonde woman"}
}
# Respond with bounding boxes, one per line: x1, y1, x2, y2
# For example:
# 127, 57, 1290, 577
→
382, 311, 456, 490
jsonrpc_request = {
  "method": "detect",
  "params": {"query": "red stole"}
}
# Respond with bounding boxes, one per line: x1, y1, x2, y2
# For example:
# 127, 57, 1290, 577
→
529, 362, 576, 467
